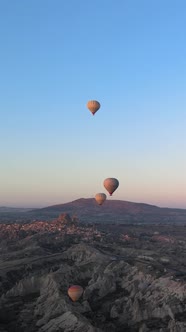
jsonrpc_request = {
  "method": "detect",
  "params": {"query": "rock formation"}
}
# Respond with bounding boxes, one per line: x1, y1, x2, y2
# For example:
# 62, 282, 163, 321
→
0, 216, 186, 331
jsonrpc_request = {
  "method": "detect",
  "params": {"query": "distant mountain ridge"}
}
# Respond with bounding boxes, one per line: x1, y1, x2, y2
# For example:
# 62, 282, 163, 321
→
0, 207, 33, 213
30, 198, 186, 224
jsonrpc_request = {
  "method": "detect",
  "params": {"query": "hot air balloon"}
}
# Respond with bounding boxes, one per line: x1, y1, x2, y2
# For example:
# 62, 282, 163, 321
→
95, 193, 107, 205
68, 285, 83, 302
103, 178, 119, 196
87, 100, 100, 115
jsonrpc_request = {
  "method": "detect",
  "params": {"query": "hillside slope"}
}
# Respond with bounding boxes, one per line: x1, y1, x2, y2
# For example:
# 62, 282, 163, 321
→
30, 198, 186, 224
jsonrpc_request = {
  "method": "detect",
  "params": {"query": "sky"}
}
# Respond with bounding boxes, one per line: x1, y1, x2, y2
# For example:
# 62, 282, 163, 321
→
0, 0, 186, 208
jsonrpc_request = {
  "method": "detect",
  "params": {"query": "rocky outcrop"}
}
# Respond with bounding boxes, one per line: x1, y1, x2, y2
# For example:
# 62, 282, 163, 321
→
6, 275, 42, 297
39, 311, 102, 332
61, 243, 109, 264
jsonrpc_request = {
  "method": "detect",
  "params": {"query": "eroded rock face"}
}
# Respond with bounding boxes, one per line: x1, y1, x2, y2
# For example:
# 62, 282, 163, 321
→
61, 243, 108, 264
0, 243, 186, 331
38, 311, 102, 332
6, 275, 42, 297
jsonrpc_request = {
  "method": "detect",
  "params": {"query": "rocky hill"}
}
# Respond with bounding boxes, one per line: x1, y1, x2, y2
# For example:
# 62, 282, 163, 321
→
30, 198, 186, 224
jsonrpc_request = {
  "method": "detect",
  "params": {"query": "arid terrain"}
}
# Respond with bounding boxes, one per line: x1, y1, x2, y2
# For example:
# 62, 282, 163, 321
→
0, 200, 186, 331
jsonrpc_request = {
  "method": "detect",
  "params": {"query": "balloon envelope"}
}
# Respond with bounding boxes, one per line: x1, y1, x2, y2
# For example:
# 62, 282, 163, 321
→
95, 193, 107, 205
103, 178, 119, 196
87, 100, 100, 115
68, 285, 83, 302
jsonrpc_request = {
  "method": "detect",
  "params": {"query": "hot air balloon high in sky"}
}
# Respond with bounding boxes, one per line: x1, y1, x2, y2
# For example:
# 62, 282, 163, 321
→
87, 100, 100, 115
68, 285, 83, 302
103, 178, 119, 196
95, 193, 107, 205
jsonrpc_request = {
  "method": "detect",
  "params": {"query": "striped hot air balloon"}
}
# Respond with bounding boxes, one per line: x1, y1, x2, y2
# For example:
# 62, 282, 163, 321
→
95, 193, 107, 205
68, 285, 83, 302
87, 100, 100, 115
103, 178, 119, 196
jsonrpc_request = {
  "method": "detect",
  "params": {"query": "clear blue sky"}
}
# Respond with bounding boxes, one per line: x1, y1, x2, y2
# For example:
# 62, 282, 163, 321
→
0, 0, 186, 208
